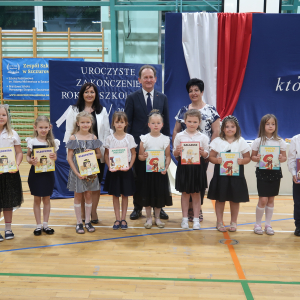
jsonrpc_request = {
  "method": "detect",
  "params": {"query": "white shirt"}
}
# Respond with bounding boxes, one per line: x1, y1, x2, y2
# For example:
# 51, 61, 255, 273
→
26, 137, 60, 152
140, 133, 170, 151
173, 130, 209, 158
288, 134, 300, 176
210, 137, 250, 156
251, 136, 286, 167
142, 88, 154, 107
103, 130, 137, 162
0, 128, 21, 147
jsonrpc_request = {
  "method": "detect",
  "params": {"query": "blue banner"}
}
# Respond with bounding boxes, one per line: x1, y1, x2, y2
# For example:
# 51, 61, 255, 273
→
49, 61, 162, 198
2, 58, 83, 100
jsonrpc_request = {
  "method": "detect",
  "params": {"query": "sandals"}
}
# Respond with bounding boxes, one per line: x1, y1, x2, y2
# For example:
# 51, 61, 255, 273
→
43, 227, 55, 235
91, 219, 99, 224
228, 222, 237, 232
120, 220, 128, 230
113, 220, 121, 230
85, 222, 95, 232
254, 224, 263, 235
188, 209, 194, 222
199, 210, 203, 222
216, 222, 227, 232
144, 220, 153, 229
155, 219, 165, 228
76, 223, 85, 234
265, 225, 275, 235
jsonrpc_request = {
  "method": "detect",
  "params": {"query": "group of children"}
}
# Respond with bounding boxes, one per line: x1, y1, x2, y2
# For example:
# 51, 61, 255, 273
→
0, 102, 300, 241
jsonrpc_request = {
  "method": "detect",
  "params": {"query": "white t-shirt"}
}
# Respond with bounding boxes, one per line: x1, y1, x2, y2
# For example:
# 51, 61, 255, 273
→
173, 130, 209, 158
251, 136, 286, 167
210, 137, 251, 156
0, 129, 21, 147
26, 137, 60, 152
140, 133, 170, 151
103, 131, 137, 162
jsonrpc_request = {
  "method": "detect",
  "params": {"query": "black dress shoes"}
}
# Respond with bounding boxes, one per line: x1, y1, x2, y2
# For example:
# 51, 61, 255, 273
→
160, 208, 169, 220
294, 227, 300, 236
130, 209, 142, 220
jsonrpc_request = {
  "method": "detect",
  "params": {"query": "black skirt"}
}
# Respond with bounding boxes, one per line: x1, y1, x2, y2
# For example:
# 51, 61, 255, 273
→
175, 156, 207, 194
207, 164, 249, 203
104, 168, 135, 197
0, 171, 23, 211
28, 165, 55, 197
97, 161, 105, 184
256, 167, 281, 197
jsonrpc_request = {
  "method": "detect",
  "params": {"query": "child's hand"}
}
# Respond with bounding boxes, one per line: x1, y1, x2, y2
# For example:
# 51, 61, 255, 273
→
49, 153, 57, 160
176, 145, 183, 155
30, 157, 38, 166
9, 164, 19, 173
85, 149, 92, 152
217, 157, 222, 164
255, 154, 261, 162
143, 152, 149, 159
293, 175, 300, 184
76, 172, 85, 180
199, 147, 205, 157
161, 169, 167, 175
110, 168, 117, 172
278, 154, 285, 162
122, 167, 129, 172
237, 158, 243, 165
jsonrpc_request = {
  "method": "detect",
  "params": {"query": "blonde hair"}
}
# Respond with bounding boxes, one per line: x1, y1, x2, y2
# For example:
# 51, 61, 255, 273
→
111, 111, 128, 132
0, 104, 13, 137
33, 115, 56, 148
148, 109, 163, 123
184, 109, 202, 131
220, 115, 241, 141
71, 111, 94, 135
258, 114, 281, 145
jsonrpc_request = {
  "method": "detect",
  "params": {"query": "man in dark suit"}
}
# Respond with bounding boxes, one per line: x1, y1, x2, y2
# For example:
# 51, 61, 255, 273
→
125, 65, 170, 220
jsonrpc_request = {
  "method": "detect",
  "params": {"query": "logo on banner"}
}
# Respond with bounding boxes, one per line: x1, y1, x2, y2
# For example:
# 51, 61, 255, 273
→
7, 63, 20, 74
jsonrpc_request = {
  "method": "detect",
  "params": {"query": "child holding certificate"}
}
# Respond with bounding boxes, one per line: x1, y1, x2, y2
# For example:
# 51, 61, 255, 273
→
173, 109, 209, 230
251, 114, 286, 235
0, 104, 23, 241
26, 115, 60, 236
208, 115, 251, 232
103, 111, 137, 230
138, 110, 172, 229
66, 111, 102, 234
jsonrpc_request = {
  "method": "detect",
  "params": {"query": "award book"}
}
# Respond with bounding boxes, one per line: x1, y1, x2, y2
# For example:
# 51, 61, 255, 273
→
0, 147, 18, 173
220, 152, 240, 176
296, 158, 300, 182
75, 150, 100, 176
259, 146, 280, 170
33, 147, 56, 173
146, 150, 165, 172
180, 142, 200, 165
108, 147, 129, 171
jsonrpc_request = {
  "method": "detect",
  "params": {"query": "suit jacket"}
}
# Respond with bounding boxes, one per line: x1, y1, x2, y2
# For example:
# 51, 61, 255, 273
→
125, 89, 170, 146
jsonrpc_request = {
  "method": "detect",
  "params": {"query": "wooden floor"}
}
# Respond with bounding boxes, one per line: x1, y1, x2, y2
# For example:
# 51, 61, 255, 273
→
0, 161, 300, 299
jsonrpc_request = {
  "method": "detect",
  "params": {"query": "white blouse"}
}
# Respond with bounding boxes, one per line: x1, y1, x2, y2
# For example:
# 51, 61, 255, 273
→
251, 136, 286, 167
0, 129, 21, 147
173, 130, 209, 158
26, 137, 60, 152
140, 133, 170, 151
103, 130, 137, 162
210, 137, 251, 156
288, 134, 300, 176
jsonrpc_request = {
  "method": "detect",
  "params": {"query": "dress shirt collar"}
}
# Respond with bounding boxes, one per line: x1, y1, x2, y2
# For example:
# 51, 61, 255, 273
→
265, 136, 275, 141
183, 129, 202, 137
0, 128, 7, 136
142, 88, 154, 98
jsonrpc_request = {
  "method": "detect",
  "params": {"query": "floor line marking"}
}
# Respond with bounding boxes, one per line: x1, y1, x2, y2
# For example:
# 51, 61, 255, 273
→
241, 281, 254, 300
0, 273, 299, 285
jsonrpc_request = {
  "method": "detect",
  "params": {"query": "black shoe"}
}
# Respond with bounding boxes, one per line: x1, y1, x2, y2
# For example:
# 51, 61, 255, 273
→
33, 228, 42, 236
160, 208, 169, 220
43, 227, 55, 235
130, 209, 142, 220
294, 227, 300, 236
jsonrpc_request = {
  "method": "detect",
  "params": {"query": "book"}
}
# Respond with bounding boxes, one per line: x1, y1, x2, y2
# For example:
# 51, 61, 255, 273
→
220, 152, 240, 176
146, 150, 165, 172
0, 147, 18, 173
296, 158, 300, 182
33, 147, 56, 173
180, 142, 200, 165
259, 146, 280, 170
75, 150, 100, 176
108, 147, 129, 171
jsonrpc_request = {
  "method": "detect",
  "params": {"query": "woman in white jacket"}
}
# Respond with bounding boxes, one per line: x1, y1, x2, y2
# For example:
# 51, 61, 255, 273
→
64, 82, 110, 223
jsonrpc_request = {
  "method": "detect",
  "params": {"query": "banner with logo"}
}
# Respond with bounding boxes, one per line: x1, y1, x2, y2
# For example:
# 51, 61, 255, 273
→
49, 61, 162, 198
2, 58, 83, 100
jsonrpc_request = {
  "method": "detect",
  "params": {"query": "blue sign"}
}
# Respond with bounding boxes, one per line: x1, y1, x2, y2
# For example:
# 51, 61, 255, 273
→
49, 60, 162, 198
2, 58, 83, 100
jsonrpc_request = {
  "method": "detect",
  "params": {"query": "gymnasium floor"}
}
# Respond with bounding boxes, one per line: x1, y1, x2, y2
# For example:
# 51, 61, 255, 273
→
0, 162, 300, 300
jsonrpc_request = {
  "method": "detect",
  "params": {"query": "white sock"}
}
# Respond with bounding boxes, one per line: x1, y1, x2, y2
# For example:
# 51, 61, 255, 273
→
74, 203, 82, 224
265, 206, 274, 226
255, 206, 265, 226
37, 224, 42, 229
5, 222, 11, 231
85, 203, 92, 223
182, 217, 188, 223
43, 222, 48, 229
193, 217, 199, 223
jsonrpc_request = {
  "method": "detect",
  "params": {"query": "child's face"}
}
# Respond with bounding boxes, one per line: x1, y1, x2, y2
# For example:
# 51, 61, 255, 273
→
223, 121, 236, 138
0, 108, 8, 128
34, 121, 51, 138
77, 117, 92, 132
185, 116, 200, 133
265, 118, 276, 135
148, 116, 163, 133
114, 117, 127, 132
